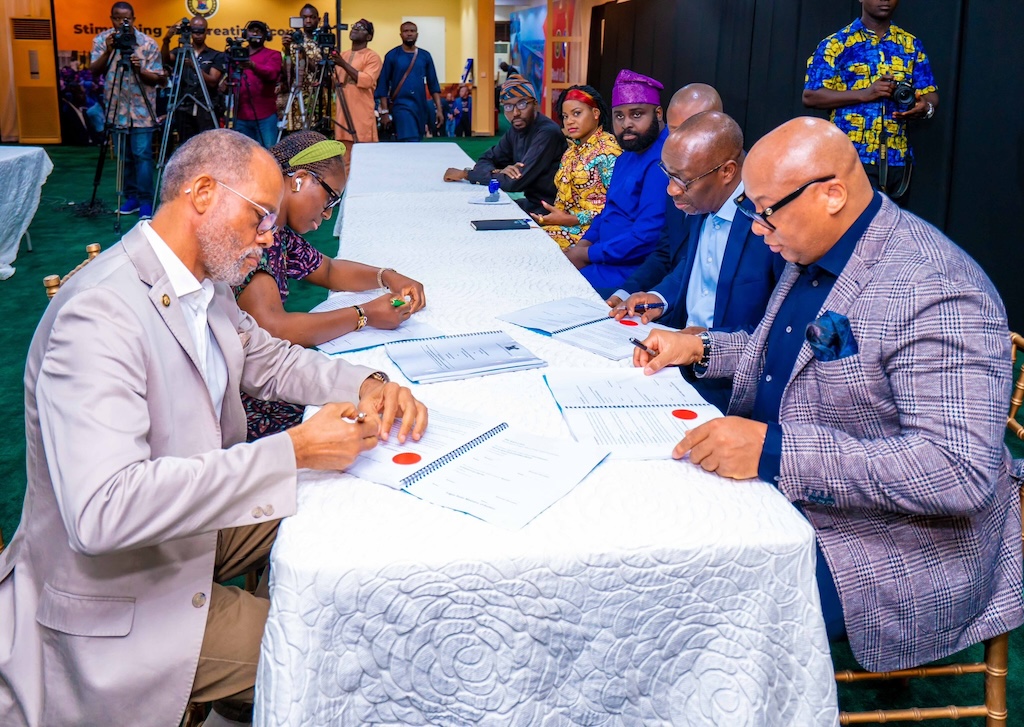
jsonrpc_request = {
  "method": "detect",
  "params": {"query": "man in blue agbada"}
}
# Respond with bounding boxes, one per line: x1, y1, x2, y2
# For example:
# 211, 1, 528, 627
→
565, 70, 669, 297
376, 22, 444, 142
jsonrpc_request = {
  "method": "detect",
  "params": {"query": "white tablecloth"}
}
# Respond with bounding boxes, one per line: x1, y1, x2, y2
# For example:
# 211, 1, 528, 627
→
255, 145, 839, 726
0, 146, 53, 280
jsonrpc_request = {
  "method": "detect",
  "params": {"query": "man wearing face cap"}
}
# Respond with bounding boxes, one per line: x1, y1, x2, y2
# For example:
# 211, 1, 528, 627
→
443, 75, 565, 215
233, 20, 282, 149
567, 70, 669, 296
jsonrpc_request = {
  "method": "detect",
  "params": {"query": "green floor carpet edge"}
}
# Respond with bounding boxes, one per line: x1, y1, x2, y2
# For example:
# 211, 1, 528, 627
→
1, 141, 1021, 725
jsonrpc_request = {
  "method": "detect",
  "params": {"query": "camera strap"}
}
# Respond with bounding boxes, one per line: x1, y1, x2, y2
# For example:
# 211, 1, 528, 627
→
389, 48, 418, 104
878, 102, 912, 200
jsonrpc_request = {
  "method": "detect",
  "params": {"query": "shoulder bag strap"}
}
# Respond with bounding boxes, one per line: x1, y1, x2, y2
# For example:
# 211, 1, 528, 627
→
389, 47, 419, 103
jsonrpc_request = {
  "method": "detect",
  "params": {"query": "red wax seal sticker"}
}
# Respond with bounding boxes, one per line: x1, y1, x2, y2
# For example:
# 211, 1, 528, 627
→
392, 452, 422, 465
618, 319, 639, 327
672, 409, 699, 420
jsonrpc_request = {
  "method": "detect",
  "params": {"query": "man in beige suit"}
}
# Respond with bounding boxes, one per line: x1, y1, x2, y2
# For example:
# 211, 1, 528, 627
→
0, 129, 427, 727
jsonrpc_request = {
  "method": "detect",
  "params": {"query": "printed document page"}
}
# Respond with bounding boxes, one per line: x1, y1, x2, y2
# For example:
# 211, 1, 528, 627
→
385, 331, 545, 383
553, 317, 675, 360
497, 296, 610, 334
544, 368, 723, 458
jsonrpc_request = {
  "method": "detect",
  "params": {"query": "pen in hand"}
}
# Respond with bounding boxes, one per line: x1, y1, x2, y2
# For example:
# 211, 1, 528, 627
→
634, 302, 665, 313
629, 337, 654, 355
391, 298, 407, 308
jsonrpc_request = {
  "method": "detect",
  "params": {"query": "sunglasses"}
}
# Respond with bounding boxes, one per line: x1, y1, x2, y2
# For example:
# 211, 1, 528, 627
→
216, 180, 278, 235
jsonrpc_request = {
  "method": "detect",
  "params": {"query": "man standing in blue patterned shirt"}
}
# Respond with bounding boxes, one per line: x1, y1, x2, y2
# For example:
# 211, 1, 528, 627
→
803, 0, 938, 201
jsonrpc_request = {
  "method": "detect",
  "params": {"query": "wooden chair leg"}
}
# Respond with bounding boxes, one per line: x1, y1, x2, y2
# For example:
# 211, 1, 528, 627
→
984, 634, 1009, 727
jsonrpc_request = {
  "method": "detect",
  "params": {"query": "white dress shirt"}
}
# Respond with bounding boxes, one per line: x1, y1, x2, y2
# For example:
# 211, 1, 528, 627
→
140, 221, 228, 419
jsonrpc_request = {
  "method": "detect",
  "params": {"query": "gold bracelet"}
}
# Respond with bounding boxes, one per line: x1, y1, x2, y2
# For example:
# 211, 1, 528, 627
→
353, 304, 367, 331
376, 267, 395, 289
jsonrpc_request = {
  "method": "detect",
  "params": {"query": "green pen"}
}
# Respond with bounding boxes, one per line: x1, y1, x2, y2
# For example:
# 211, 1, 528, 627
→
391, 298, 407, 307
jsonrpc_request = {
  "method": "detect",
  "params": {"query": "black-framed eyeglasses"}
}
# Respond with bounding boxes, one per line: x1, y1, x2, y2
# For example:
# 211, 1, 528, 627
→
501, 99, 533, 113
735, 175, 836, 231
290, 170, 342, 210
658, 160, 727, 192
216, 180, 278, 235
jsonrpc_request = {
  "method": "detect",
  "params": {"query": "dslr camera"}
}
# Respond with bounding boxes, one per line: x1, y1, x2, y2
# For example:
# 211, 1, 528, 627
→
313, 14, 341, 51
226, 36, 250, 63
112, 18, 137, 54
891, 80, 917, 112
171, 17, 193, 42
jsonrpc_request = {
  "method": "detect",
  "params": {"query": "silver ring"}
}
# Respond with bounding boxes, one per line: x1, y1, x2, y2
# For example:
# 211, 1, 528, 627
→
355, 412, 367, 423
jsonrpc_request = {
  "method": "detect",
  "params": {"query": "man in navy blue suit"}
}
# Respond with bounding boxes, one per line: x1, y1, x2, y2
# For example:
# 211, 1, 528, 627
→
613, 111, 782, 410
606, 83, 723, 309
614, 111, 782, 333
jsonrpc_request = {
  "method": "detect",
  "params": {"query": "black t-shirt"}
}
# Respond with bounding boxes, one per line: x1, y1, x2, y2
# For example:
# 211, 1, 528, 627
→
170, 45, 226, 96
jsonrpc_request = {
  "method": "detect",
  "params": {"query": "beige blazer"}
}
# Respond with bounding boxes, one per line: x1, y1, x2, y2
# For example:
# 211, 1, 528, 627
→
0, 226, 373, 726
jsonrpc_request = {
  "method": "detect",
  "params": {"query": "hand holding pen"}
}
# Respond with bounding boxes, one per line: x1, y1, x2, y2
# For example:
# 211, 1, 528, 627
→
610, 292, 667, 324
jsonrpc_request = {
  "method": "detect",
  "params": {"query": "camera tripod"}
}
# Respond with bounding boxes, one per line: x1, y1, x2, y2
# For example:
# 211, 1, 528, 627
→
222, 59, 262, 133
85, 45, 159, 232
309, 49, 358, 142
153, 31, 218, 199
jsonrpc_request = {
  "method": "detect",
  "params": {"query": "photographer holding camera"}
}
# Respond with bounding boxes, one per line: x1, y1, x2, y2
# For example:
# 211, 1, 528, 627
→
802, 0, 938, 202
161, 15, 225, 145
280, 4, 324, 133
230, 21, 282, 149
90, 1, 165, 218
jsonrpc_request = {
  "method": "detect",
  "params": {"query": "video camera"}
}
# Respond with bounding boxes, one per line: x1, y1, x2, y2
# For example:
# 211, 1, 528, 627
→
313, 14, 343, 52
171, 17, 193, 43
891, 80, 917, 113
225, 36, 250, 63
112, 18, 137, 55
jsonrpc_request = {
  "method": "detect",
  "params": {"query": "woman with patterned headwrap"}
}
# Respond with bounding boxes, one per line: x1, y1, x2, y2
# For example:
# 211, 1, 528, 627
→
234, 131, 426, 440
531, 85, 621, 249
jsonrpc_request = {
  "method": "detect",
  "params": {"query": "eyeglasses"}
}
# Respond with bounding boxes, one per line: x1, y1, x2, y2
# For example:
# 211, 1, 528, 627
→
735, 175, 836, 231
502, 99, 533, 113
290, 170, 341, 210
658, 160, 727, 192
216, 180, 278, 235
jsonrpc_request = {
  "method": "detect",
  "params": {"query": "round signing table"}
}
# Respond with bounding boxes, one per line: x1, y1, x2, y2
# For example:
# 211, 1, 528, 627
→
0, 146, 53, 280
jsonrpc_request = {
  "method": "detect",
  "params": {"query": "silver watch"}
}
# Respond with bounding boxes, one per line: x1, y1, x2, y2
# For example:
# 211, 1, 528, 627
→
696, 331, 712, 368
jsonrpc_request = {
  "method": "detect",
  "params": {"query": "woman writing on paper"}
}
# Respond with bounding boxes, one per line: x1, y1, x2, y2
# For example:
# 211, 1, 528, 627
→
234, 130, 425, 439
531, 85, 620, 249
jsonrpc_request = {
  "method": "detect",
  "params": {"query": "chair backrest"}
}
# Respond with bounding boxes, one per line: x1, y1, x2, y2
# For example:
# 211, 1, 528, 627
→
43, 243, 101, 299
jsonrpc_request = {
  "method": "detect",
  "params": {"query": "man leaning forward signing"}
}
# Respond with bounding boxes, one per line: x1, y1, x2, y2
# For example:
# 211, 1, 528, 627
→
633, 117, 1023, 672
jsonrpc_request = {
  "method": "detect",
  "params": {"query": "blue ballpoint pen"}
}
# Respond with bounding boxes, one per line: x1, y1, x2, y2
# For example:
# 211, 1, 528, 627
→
634, 302, 665, 313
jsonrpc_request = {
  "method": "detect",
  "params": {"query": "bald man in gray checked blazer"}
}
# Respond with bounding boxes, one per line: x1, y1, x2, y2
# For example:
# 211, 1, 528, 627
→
635, 118, 1024, 673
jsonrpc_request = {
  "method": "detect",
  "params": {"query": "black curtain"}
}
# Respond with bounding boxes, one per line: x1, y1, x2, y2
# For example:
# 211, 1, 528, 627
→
588, 0, 1024, 329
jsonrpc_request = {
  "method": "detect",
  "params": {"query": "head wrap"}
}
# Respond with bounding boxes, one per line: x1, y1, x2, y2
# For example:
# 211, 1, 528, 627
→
353, 18, 373, 37
500, 74, 537, 103
286, 139, 345, 168
611, 69, 663, 108
565, 88, 598, 108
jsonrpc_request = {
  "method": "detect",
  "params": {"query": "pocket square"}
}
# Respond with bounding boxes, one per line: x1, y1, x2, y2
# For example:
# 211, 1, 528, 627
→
805, 310, 858, 362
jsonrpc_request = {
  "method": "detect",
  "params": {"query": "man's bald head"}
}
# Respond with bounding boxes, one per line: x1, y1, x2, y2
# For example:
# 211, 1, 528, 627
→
666, 83, 723, 132
662, 111, 744, 215
743, 117, 875, 264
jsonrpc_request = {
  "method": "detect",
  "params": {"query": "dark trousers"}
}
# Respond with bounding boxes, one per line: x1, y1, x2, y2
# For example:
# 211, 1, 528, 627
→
862, 163, 911, 208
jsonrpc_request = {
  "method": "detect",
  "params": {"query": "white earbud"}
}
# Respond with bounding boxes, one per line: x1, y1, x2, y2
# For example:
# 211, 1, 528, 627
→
295, 179, 303, 191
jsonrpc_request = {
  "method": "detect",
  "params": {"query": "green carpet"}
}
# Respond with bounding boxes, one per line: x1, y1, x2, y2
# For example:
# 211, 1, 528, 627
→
1, 141, 1021, 724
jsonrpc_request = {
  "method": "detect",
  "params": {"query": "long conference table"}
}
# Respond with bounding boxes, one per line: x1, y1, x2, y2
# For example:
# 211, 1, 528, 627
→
254, 143, 840, 726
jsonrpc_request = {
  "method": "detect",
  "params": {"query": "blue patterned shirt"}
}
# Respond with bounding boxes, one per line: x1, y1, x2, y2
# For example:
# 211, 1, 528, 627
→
91, 28, 163, 129
805, 19, 937, 167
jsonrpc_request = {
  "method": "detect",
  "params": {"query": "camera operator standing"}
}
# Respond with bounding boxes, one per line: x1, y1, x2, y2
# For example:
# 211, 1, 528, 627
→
90, 1, 165, 219
161, 15, 225, 145
280, 4, 324, 133
333, 19, 382, 171
232, 21, 283, 148
802, 0, 938, 203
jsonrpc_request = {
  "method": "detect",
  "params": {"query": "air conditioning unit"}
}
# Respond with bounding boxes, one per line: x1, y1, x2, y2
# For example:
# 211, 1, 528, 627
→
12, 17, 61, 144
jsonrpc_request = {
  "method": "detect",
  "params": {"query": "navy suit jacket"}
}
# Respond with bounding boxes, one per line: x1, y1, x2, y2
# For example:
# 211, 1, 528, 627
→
652, 202, 784, 332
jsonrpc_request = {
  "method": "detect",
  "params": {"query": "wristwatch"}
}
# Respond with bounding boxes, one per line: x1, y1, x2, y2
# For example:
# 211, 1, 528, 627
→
924, 101, 935, 119
352, 304, 367, 331
367, 371, 390, 385
696, 331, 712, 369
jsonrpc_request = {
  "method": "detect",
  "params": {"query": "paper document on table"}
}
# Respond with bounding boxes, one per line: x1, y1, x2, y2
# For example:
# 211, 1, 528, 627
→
385, 331, 545, 383
309, 288, 389, 313
318, 319, 444, 355
345, 409, 504, 488
544, 368, 723, 459
498, 297, 674, 360
339, 406, 607, 529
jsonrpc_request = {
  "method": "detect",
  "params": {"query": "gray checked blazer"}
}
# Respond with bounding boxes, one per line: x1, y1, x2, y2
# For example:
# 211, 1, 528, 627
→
702, 196, 1024, 672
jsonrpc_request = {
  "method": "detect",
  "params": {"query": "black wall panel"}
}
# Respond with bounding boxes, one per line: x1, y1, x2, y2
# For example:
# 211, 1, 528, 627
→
587, 0, 1024, 327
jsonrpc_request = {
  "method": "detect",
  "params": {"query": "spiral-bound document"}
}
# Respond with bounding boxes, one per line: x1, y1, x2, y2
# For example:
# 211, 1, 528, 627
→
309, 291, 444, 355
498, 297, 674, 360
384, 331, 545, 383
341, 408, 608, 529
544, 368, 723, 459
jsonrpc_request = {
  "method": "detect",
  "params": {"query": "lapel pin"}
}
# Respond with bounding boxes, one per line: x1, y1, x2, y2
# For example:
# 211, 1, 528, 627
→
162, 294, 171, 307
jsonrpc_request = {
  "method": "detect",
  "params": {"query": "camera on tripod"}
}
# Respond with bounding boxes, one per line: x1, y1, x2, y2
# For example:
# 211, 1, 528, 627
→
226, 37, 250, 63
314, 14, 343, 52
112, 18, 136, 55
891, 80, 917, 112
171, 17, 194, 43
